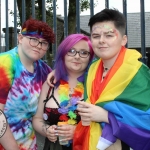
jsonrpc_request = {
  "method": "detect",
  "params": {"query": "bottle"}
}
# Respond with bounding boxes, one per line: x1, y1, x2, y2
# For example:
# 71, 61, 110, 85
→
57, 121, 69, 145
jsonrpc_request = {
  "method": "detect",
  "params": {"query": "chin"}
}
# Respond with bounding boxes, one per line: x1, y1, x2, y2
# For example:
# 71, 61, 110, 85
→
95, 53, 102, 58
72, 69, 82, 73
31, 57, 40, 62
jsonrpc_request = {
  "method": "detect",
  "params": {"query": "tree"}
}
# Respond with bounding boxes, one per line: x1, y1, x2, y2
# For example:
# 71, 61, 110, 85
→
16, 0, 97, 34
68, 0, 92, 34
16, 0, 53, 26
10, 0, 97, 66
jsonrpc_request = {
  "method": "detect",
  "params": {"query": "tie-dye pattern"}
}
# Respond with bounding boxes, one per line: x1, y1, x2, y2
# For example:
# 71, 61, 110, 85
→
0, 47, 51, 150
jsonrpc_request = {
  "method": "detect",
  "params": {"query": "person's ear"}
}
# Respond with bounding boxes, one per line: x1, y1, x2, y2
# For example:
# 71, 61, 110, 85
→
18, 34, 24, 44
121, 35, 127, 46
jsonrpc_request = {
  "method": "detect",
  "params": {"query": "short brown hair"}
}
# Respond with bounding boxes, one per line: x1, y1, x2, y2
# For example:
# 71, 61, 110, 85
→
21, 18, 55, 43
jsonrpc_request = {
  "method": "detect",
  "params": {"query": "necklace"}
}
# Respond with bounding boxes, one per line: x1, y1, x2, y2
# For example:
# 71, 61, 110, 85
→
104, 67, 109, 72
58, 79, 84, 125
102, 67, 110, 80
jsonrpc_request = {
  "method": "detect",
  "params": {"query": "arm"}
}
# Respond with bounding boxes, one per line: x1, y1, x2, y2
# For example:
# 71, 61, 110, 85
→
32, 81, 57, 142
33, 81, 77, 142
0, 104, 19, 150
0, 55, 19, 149
77, 101, 109, 123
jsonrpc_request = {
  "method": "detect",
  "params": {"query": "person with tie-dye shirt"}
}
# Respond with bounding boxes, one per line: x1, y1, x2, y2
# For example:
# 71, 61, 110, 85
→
0, 18, 55, 150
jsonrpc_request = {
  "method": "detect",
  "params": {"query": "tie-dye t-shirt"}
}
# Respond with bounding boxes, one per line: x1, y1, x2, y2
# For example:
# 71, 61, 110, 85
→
0, 47, 52, 150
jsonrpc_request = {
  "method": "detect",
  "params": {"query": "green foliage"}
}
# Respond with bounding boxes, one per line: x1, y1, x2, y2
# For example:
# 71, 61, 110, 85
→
10, 0, 98, 27
80, 0, 90, 11
80, 0, 98, 12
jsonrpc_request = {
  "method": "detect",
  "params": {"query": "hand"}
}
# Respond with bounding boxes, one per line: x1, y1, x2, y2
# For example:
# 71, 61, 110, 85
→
46, 125, 57, 142
46, 70, 56, 87
56, 124, 76, 141
77, 101, 109, 123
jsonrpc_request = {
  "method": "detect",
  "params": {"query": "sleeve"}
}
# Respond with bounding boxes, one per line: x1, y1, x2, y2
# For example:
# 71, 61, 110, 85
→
0, 54, 15, 104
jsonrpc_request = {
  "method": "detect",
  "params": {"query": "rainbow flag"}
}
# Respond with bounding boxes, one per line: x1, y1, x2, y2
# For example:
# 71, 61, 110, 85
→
73, 47, 150, 150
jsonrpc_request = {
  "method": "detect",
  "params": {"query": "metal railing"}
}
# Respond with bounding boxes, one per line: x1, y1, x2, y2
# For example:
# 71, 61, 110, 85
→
0, 0, 148, 65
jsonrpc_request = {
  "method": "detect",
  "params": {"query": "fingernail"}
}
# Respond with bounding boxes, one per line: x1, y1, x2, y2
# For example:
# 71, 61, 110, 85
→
59, 139, 67, 142
56, 126, 60, 129
54, 130, 58, 133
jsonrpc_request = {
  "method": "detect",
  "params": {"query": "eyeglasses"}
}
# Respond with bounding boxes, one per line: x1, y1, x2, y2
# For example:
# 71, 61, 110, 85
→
25, 36, 49, 51
67, 49, 90, 58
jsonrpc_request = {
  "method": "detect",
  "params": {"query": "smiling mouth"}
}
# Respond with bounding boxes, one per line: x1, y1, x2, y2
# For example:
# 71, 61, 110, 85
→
99, 47, 108, 50
99, 47, 107, 48
73, 62, 80, 65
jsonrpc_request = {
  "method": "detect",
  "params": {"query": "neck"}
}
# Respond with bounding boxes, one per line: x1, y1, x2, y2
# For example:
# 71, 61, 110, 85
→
102, 51, 120, 69
18, 46, 34, 73
66, 73, 83, 89
67, 71, 83, 81
68, 76, 81, 88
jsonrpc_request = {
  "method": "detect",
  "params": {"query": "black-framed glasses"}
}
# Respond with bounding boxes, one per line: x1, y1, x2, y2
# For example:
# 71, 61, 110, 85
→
25, 36, 49, 51
67, 49, 90, 58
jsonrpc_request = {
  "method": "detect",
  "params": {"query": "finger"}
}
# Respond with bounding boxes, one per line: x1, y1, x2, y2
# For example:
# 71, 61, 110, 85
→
48, 136, 57, 142
51, 125, 57, 129
46, 74, 55, 86
77, 101, 90, 108
47, 129, 58, 142
77, 100, 85, 105
47, 126, 57, 136
56, 125, 70, 130
48, 134, 57, 140
56, 129, 67, 135
53, 78, 56, 84
47, 136, 57, 143
78, 112, 91, 119
56, 125, 74, 134
77, 106, 90, 113
47, 79, 54, 87
50, 76, 57, 85
47, 78, 55, 87
56, 128, 72, 137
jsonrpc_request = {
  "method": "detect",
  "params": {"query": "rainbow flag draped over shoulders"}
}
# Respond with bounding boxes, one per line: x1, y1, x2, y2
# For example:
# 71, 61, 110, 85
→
73, 47, 150, 150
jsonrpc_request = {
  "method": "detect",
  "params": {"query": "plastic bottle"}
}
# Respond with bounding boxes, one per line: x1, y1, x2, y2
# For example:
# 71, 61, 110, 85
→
57, 121, 69, 145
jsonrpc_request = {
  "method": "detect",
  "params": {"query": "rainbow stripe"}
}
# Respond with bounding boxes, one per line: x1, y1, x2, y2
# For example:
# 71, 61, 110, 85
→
21, 28, 43, 37
73, 47, 150, 150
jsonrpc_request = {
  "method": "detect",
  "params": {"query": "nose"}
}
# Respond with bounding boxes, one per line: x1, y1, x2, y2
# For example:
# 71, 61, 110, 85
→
99, 35, 105, 43
37, 42, 42, 49
75, 52, 80, 58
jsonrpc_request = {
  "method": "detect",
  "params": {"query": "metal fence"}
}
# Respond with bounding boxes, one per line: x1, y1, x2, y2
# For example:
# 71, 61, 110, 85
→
0, 0, 148, 65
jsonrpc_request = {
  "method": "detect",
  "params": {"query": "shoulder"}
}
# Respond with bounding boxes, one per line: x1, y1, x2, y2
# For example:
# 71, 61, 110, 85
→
40, 81, 51, 99
90, 58, 101, 68
37, 60, 52, 71
125, 48, 142, 59
0, 47, 19, 62
36, 60, 52, 76
35, 60, 52, 83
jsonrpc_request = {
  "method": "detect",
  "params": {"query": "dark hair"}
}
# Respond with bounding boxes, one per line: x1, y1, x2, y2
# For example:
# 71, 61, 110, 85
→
21, 18, 55, 43
54, 34, 94, 82
88, 8, 126, 35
